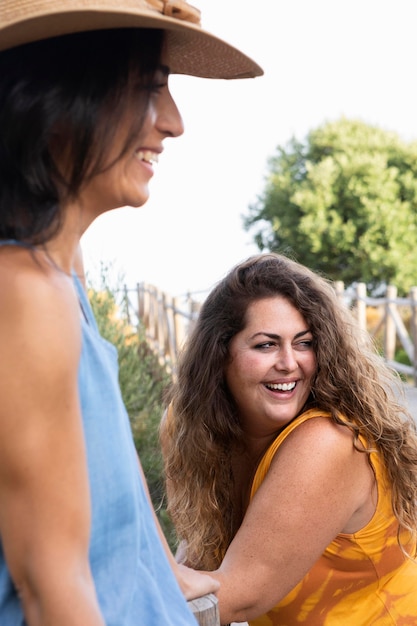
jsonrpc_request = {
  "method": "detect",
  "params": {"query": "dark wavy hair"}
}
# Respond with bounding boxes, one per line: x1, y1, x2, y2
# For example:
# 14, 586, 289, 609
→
0, 28, 164, 243
162, 252, 417, 569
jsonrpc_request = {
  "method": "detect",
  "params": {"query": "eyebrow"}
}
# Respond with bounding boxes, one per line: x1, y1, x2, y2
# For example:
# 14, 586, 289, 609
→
250, 329, 312, 341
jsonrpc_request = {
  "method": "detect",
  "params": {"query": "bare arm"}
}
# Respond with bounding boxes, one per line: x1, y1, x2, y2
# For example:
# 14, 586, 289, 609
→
136, 456, 220, 601
0, 261, 104, 625
208, 418, 376, 624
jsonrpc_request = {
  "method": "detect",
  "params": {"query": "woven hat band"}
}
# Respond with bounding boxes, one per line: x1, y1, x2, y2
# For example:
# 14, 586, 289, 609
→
147, 0, 201, 25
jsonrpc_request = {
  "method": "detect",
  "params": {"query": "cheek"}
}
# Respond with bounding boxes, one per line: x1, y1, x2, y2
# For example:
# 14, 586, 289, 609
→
304, 354, 317, 380
227, 353, 266, 387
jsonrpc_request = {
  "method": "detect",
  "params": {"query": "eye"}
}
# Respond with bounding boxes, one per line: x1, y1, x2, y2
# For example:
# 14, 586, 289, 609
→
295, 339, 313, 350
148, 66, 169, 93
132, 68, 168, 94
148, 81, 167, 94
254, 341, 275, 350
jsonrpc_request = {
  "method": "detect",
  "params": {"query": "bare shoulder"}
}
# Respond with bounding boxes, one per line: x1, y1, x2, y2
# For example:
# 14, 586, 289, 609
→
264, 414, 375, 528
277, 414, 357, 462
0, 246, 80, 328
0, 247, 82, 396
260, 413, 373, 510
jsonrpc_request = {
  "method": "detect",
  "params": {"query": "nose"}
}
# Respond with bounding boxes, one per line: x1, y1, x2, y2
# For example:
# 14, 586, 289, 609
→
155, 85, 184, 138
274, 346, 298, 373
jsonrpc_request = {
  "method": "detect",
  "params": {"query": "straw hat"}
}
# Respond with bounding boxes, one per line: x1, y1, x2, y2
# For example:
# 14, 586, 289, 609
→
0, 0, 263, 79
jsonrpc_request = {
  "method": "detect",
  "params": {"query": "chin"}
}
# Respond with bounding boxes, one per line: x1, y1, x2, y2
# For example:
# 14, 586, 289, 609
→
115, 184, 150, 209
115, 197, 148, 210
129, 192, 150, 208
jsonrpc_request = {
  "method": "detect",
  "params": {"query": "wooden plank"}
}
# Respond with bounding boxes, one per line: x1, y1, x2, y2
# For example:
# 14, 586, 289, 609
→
187, 594, 220, 626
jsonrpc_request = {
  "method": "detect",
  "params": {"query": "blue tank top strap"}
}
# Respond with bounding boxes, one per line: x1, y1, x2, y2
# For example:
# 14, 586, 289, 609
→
72, 272, 97, 328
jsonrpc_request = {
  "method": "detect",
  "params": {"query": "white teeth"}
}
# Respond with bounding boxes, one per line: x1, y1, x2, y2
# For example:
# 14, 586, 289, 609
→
136, 150, 158, 164
266, 382, 296, 391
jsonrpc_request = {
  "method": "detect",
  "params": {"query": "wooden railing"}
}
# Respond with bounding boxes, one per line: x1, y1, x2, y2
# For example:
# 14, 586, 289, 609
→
333, 282, 417, 384
187, 594, 220, 625
122, 281, 417, 385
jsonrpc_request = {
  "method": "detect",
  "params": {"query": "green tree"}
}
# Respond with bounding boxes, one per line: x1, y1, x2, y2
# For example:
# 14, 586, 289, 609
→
87, 270, 175, 544
245, 118, 417, 294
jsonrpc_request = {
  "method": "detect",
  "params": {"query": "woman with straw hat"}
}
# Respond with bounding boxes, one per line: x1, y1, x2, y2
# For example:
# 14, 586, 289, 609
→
0, 1, 262, 624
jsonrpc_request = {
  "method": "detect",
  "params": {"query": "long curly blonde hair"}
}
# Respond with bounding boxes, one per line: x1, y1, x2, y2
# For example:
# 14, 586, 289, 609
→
161, 253, 417, 570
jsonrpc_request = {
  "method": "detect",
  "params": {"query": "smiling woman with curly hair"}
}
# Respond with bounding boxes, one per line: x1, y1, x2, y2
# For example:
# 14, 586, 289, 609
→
162, 252, 417, 625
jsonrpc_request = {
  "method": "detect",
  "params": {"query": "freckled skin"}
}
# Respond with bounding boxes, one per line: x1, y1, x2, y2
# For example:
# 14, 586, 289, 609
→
225, 296, 316, 440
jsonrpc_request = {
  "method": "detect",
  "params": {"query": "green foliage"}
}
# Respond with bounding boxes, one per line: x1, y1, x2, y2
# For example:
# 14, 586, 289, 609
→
396, 348, 412, 367
394, 349, 412, 383
245, 118, 417, 294
87, 271, 174, 543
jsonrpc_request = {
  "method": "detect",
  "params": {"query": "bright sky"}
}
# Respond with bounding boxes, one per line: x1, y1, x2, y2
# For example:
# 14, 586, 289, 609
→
81, 0, 417, 300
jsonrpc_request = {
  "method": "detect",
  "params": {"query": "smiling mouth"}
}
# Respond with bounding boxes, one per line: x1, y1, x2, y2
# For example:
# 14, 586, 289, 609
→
265, 382, 297, 392
136, 150, 159, 165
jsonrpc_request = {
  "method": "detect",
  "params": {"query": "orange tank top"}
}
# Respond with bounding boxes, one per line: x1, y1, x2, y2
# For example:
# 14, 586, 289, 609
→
249, 409, 417, 625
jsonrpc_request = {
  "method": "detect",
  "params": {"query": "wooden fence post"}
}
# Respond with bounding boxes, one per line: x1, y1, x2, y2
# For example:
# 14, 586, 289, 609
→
384, 285, 397, 361
173, 296, 187, 353
187, 594, 220, 626
153, 287, 162, 352
140, 283, 151, 329
410, 286, 417, 386
334, 280, 345, 302
189, 299, 201, 334
355, 282, 367, 330
162, 292, 176, 367
137, 282, 144, 323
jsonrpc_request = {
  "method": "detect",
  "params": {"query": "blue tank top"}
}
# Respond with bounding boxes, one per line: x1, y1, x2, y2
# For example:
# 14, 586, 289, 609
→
0, 241, 196, 625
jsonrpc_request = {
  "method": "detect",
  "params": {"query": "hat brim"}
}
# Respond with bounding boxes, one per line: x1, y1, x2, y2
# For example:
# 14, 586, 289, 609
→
0, 5, 263, 79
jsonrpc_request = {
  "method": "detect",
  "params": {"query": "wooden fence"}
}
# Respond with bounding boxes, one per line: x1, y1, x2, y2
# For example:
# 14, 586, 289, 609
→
122, 282, 202, 374
333, 282, 417, 383
122, 281, 417, 385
